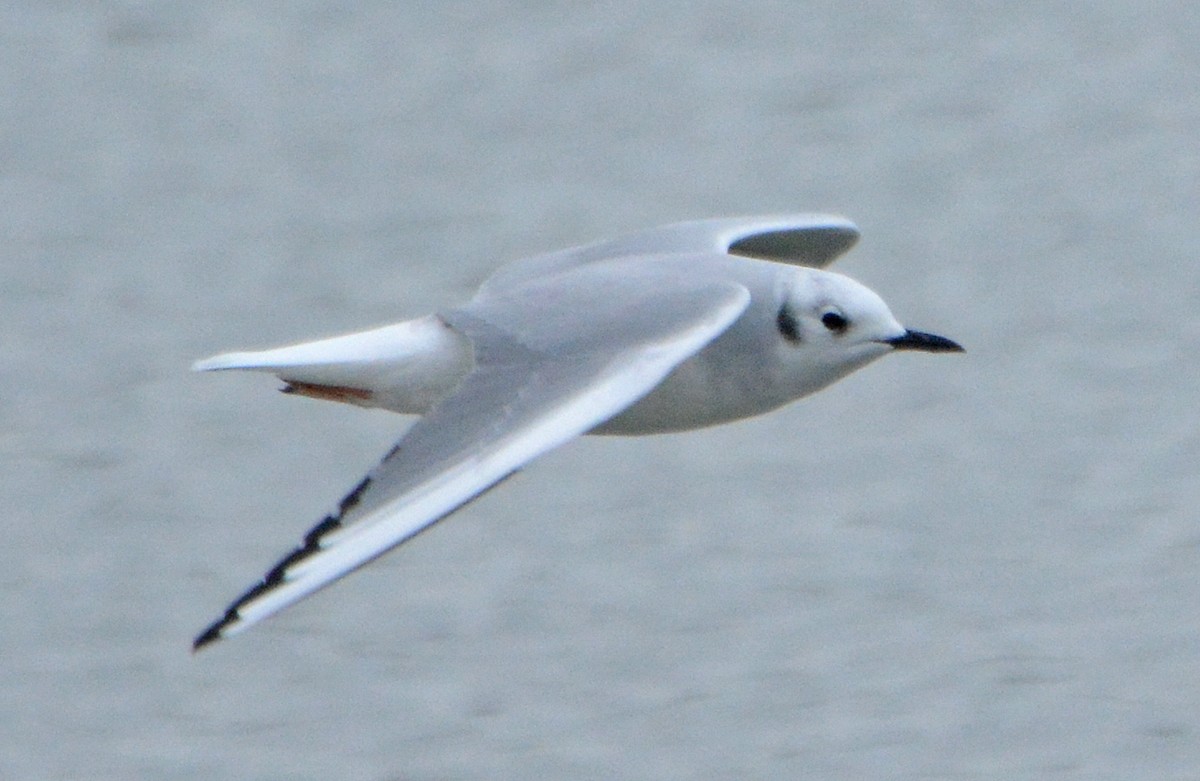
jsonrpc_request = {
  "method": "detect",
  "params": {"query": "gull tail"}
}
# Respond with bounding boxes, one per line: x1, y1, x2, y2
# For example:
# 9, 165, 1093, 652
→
192, 315, 473, 414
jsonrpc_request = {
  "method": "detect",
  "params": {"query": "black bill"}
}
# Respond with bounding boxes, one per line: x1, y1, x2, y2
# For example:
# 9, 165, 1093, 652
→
884, 329, 964, 353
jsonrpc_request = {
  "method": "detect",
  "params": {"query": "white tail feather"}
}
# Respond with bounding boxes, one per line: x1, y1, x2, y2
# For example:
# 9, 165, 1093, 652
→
192, 315, 473, 415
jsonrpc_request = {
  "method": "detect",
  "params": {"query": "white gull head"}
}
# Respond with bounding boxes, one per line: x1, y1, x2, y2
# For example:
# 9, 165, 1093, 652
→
593, 263, 961, 435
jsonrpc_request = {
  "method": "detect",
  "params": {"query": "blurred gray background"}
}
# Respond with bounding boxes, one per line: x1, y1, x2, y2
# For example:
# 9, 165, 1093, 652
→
2, 2, 1197, 779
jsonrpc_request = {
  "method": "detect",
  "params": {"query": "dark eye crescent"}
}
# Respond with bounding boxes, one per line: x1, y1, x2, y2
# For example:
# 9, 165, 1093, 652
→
821, 311, 849, 333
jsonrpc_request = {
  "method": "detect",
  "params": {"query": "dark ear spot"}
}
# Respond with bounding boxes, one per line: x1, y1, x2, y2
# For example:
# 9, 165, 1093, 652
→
777, 305, 802, 343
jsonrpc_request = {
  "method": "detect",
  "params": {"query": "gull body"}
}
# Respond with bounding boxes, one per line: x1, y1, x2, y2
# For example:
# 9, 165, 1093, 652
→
193, 215, 962, 649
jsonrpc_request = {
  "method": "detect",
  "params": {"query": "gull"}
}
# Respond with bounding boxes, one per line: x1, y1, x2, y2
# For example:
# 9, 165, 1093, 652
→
192, 214, 962, 650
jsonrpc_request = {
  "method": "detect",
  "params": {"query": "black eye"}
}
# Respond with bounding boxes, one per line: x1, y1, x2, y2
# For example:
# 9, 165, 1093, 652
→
821, 311, 849, 333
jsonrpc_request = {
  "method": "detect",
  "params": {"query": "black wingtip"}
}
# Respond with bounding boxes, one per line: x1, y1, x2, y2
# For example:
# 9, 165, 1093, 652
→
192, 612, 237, 653
192, 627, 220, 653
190, 483, 362, 654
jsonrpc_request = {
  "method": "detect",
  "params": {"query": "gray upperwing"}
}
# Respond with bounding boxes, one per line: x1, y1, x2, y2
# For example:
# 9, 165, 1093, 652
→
478, 214, 859, 297
341, 265, 753, 520
194, 266, 750, 647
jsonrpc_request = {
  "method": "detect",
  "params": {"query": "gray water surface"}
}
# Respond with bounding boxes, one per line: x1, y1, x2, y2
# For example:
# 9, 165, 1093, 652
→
3, 3, 1198, 779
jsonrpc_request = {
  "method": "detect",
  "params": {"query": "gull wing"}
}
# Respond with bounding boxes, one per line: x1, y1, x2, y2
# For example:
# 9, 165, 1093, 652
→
194, 266, 750, 648
479, 214, 859, 297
